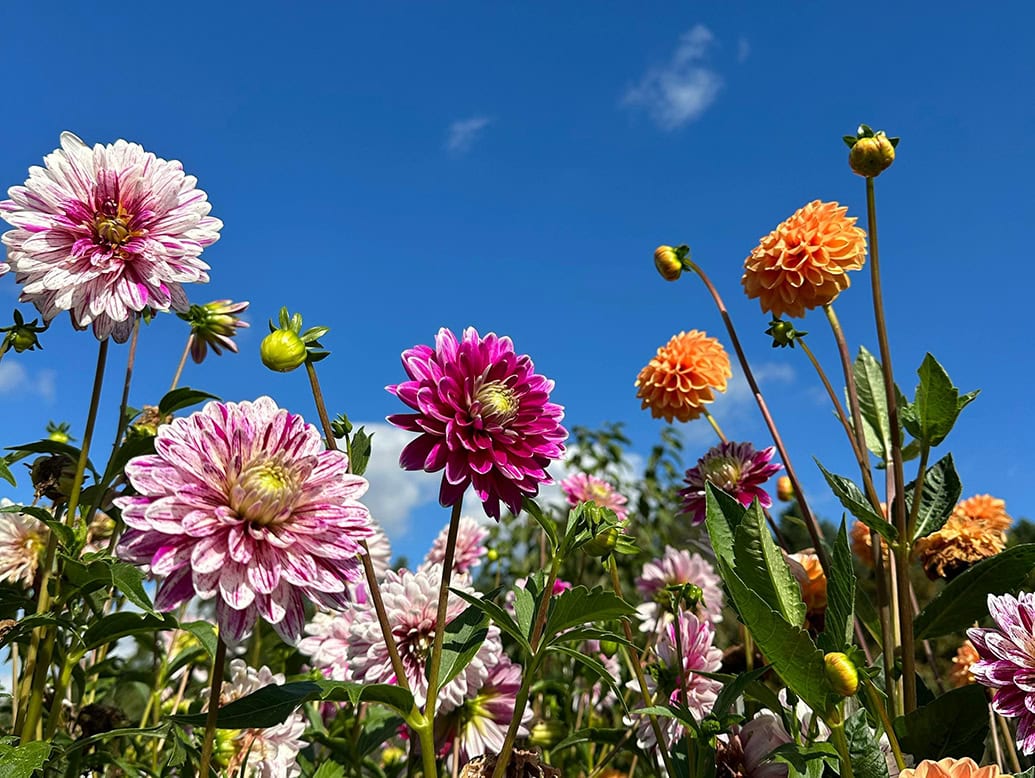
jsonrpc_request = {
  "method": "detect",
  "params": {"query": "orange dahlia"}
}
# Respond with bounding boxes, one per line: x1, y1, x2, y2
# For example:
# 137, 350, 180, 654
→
786, 549, 827, 629
899, 758, 1004, 778
635, 330, 732, 423
914, 494, 1012, 580
850, 516, 890, 568
952, 494, 1012, 531
742, 200, 867, 318
949, 639, 980, 688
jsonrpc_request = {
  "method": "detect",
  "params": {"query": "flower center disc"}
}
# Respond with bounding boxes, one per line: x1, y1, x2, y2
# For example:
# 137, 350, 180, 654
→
703, 457, 742, 491
93, 200, 140, 249
231, 458, 301, 526
475, 380, 519, 424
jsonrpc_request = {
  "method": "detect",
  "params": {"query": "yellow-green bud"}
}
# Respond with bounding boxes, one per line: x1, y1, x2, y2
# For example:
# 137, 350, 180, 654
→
582, 526, 620, 557
654, 245, 683, 282
486, 548, 499, 563
824, 652, 859, 696
599, 639, 619, 657
47, 430, 69, 444
528, 719, 567, 749
212, 728, 241, 769
260, 329, 308, 372
776, 476, 794, 502
849, 133, 896, 178
381, 746, 406, 768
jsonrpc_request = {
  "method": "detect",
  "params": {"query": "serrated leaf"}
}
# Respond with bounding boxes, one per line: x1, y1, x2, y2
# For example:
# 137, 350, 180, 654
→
914, 544, 1035, 639
733, 501, 806, 626
157, 387, 219, 417
854, 347, 893, 460
452, 588, 531, 655
819, 520, 856, 653
549, 644, 628, 711
542, 586, 636, 645
513, 583, 535, 640
110, 561, 158, 615
180, 620, 219, 660
349, 427, 373, 477
522, 496, 559, 551
893, 685, 988, 761
424, 604, 489, 688
907, 355, 966, 446
0, 741, 51, 776
845, 709, 890, 778
704, 484, 748, 567
908, 453, 962, 542
816, 460, 896, 543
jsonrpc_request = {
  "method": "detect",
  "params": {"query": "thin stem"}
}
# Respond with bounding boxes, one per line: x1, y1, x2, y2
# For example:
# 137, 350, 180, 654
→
305, 360, 338, 451
999, 714, 1023, 773
170, 333, 193, 391
865, 176, 916, 713
828, 718, 856, 778
863, 678, 905, 770
359, 543, 411, 692
798, 337, 860, 462
43, 652, 80, 738
671, 607, 696, 778
701, 407, 727, 443
906, 445, 931, 542
199, 639, 229, 777
685, 259, 830, 574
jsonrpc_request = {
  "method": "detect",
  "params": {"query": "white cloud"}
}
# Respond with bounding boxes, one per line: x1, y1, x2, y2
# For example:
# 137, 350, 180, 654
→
737, 37, 751, 63
445, 116, 492, 154
0, 361, 55, 401
623, 24, 723, 130
355, 422, 439, 538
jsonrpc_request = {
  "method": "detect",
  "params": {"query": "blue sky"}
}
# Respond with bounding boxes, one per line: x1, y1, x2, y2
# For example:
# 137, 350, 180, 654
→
1, 3, 1031, 563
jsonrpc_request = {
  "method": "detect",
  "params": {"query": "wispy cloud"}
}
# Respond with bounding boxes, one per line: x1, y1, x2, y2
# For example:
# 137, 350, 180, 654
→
445, 116, 492, 154
737, 37, 751, 63
0, 361, 55, 401
355, 422, 439, 537
623, 24, 723, 130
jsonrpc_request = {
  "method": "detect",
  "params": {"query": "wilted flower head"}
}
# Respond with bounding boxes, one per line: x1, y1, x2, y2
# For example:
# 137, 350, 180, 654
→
914, 494, 1011, 580
387, 327, 567, 521
969, 592, 1035, 753
636, 545, 724, 630
1, 132, 221, 342
899, 759, 1004, 778
680, 442, 781, 526
560, 472, 629, 521
949, 639, 980, 688
178, 299, 249, 363
635, 330, 732, 423
786, 550, 827, 629
115, 397, 374, 644
348, 564, 502, 710
742, 201, 867, 319
0, 501, 49, 587
426, 516, 489, 575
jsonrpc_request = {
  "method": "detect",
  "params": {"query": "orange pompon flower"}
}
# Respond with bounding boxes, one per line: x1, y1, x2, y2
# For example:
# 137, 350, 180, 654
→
850, 517, 890, 568
635, 330, 732, 423
742, 200, 867, 318
914, 493, 1012, 580
786, 549, 827, 629
899, 758, 1004, 778
949, 639, 980, 688
952, 494, 1012, 531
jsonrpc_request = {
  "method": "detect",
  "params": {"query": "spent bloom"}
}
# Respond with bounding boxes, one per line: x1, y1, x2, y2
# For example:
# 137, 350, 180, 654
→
742, 200, 867, 319
0, 501, 49, 587
425, 516, 489, 575
680, 441, 782, 526
387, 327, 567, 521
115, 397, 374, 644
899, 759, 1004, 778
636, 545, 724, 630
560, 472, 629, 521
635, 330, 732, 423
914, 494, 1012, 580
178, 299, 249, 363
1, 132, 221, 342
968, 592, 1035, 753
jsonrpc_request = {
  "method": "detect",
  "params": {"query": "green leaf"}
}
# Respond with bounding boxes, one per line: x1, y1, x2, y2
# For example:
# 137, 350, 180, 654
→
180, 620, 219, 660
816, 460, 896, 543
845, 710, 890, 778
542, 586, 636, 646
548, 644, 628, 711
451, 588, 531, 656
904, 354, 977, 447
716, 556, 833, 716
81, 612, 176, 652
819, 520, 856, 653
704, 484, 748, 567
424, 604, 489, 688
854, 347, 893, 460
908, 453, 962, 542
6, 440, 97, 477
110, 561, 158, 615
893, 685, 989, 761
522, 496, 559, 551
712, 666, 770, 716
312, 762, 347, 778
158, 387, 219, 416
355, 708, 405, 759
914, 543, 1035, 639
733, 501, 806, 626
513, 583, 535, 640
348, 427, 373, 477
553, 727, 628, 751
0, 457, 16, 487
0, 741, 51, 776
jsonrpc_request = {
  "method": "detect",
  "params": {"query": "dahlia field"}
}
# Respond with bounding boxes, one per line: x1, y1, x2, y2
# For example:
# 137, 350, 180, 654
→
0, 127, 1030, 778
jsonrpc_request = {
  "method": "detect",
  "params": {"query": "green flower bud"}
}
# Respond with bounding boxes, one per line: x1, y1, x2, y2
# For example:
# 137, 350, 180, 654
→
528, 719, 567, 749
599, 639, 619, 657
765, 318, 806, 349
654, 245, 683, 282
824, 651, 859, 696
848, 131, 897, 178
261, 329, 308, 372
46, 421, 73, 445
486, 548, 499, 563
582, 526, 620, 557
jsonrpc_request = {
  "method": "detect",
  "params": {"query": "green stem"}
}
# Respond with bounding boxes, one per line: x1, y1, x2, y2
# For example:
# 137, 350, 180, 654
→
701, 407, 727, 443
359, 542, 412, 693
671, 607, 696, 778
906, 444, 930, 541
43, 651, 81, 738
170, 332, 193, 391
305, 359, 338, 451
862, 678, 905, 770
998, 714, 1023, 773
198, 639, 228, 777
828, 718, 855, 778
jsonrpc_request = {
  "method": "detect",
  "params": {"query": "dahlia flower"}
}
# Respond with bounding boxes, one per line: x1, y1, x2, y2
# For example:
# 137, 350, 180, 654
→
716, 713, 793, 778
443, 656, 531, 765
115, 397, 374, 644
914, 494, 1011, 580
425, 516, 489, 575
364, 521, 393, 582
0, 501, 49, 587
627, 610, 723, 751
636, 545, 724, 630
1, 132, 221, 342
179, 299, 249, 363
635, 330, 732, 423
742, 200, 867, 319
786, 550, 827, 629
387, 327, 567, 521
298, 607, 356, 682
560, 472, 629, 521
207, 660, 306, 778
850, 517, 890, 568
949, 639, 980, 688
969, 592, 1035, 753
347, 564, 502, 709
899, 759, 1004, 778
680, 442, 781, 526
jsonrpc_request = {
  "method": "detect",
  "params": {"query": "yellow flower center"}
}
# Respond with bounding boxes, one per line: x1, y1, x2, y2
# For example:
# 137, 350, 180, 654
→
588, 483, 612, 503
231, 459, 301, 526
475, 381, 519, 424
703, 456, 742, 490
93, 200, 141, 248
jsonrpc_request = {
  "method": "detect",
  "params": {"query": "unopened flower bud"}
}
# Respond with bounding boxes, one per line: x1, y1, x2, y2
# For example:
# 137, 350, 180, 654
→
583, 526, 620, 557
599, 639, 619, 657
824, 652, 859, 696
765, 319, 806, 349
261, 329, 307, 372
654, 245, 683, 282
486, 548, 499, 563
848, 132, 897, 178
46, 421, 73, 445
528, 720, 567, 749
381, 746, 406, 768
776, 476, 794, 502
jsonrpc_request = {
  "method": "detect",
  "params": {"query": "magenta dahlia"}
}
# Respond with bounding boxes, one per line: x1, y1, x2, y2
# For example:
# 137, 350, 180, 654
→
560, 472, 629, 521
0, 132, 221, 341
968, 592, 1035, 753
115, 396, 374, 644
680, 441, 782, 525
387, 327, 567, 521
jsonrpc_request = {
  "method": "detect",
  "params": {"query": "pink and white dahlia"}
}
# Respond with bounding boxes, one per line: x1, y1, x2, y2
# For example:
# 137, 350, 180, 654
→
627, 610, 723, 751
636, 545, 724, 630
298, 607, 356, 682
207, 660, 306, 778
681, 441, 782, 525
348, 564, 502, 710
387, 327, 567, 521
968, 592, 1035, 753
443, 655, 531, 766
425, 516, 489, 575
115, 397, 374, 644
560, 472, 629, 521
0, 501, 49, 587
1, 132, 221, 342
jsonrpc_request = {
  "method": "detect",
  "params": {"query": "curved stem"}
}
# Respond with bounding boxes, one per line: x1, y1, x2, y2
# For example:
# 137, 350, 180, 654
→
198, 639, 228, 777
701, 408, 727, 443
359, 543, 411, 693
797, 337, 859, 462
828, 717, 856, 778
305, 360, 338, 451
863, 678, 905, 770
170, 333, 193, 391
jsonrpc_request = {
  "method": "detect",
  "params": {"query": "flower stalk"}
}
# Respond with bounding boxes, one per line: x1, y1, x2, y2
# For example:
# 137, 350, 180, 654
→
198, 639, 229, 777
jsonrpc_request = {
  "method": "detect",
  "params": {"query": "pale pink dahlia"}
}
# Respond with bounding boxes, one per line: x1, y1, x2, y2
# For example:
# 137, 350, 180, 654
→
627, 610, 723, 751
298, 607, 356, 682
115, 397, 374, 644
636, 545, 724, 630
968, 592, 1035, 753
560, 472, 629, 521
1, 132, 221, 342
681, 442, 782, 525
425, 516, 489, 575
0, 501, 49, 587
387, 327, 567, 521
364, 521, 393, 582
347, 564, 502, 709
